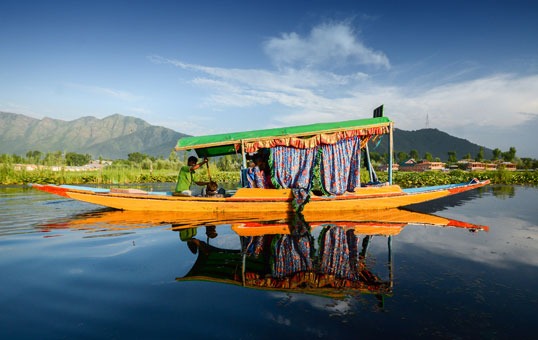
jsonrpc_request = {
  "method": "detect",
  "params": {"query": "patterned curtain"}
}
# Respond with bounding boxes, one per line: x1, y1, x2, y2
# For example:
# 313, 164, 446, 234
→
270, 146, 318, 211
271, 214, 313, 278
320, 136, 361, 195
318, 225, 360, 280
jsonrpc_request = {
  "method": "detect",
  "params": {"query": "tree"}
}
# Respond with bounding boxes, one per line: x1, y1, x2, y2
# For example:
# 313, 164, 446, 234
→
128, 152, 149, 163
26, 150, 42, 164
409, 149, 419, 160
217, 155, 241, 171
492, 148, 502, 161
168, 150, 178, 162
519, 158, 535, 170
369, 151, 381, 164
141, 158, 153, 170
502, 147, 517, 162
475, 147, 484, 162
447, 151, 457, 163
44, 151, 63, 166
424, 152, 433, 162
464, 152, 471, 160
65, 152, 92, 166
396, 151, 409, 163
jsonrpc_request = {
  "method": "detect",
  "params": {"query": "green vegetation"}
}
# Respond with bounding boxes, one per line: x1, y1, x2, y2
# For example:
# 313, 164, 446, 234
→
0, 164, 241, 186
375, 169, 538, 187
0, 150, 241, 185
1, 162, 537, 187
1, 149, 537, 186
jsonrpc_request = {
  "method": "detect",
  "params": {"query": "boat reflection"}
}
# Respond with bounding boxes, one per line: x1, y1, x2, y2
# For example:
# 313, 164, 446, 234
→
38, 208, 489, 234
172, 211, 488, 303
175, 216, 394, 302
38, 208, 488, 304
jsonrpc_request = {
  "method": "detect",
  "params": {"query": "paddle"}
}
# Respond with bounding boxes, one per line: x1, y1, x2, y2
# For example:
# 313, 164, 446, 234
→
205, 159, 218, 192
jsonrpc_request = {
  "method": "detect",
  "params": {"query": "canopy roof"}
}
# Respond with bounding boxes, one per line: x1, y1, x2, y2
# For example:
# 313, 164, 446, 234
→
175, 116, 392, 157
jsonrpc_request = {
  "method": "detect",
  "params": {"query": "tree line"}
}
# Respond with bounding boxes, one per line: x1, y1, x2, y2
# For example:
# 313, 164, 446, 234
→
0, 150, 243, 172
2, 145, 537, 171
4, 150, 93, 167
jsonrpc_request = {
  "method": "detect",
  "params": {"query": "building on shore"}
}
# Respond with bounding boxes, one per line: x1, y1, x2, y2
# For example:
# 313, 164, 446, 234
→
457, 159, 517, 171
398, 159, 446, 172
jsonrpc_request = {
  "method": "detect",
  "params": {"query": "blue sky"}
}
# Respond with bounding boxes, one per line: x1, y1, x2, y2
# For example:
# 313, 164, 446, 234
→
1, 0, 537, 157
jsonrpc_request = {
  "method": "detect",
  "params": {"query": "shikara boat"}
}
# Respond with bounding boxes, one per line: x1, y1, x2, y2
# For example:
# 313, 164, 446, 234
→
32, 112, 490, 213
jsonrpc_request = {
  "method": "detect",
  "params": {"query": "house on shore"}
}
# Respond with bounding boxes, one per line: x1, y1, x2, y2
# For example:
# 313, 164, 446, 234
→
457, 159, 517, 171
398, 159, 446, 172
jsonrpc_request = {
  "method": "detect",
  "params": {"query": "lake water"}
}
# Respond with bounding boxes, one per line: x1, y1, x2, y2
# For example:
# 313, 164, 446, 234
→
0, 184, 536, 339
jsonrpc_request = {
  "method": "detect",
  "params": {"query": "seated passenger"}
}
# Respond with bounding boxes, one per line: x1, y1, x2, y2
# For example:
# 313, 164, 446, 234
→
253, 159, 267, 188
246, 160, 257, 188
251, 156, 271, 188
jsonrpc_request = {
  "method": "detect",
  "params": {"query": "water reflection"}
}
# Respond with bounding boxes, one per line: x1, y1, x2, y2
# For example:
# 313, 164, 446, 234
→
169, 211, 487, 306
30, 206, 489, 306
175, 215, 395, 305
490, 185, 516, 198
36, 207, 489, 234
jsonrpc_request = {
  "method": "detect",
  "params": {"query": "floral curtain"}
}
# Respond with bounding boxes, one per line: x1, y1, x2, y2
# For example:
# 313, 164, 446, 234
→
320, 136, 361, 195
318, 225, 360, 280
271, 214, 313, 278
270, 145, 318, 211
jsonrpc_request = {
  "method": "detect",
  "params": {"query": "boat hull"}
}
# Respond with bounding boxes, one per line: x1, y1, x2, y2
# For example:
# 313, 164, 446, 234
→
32, 179, 490, 213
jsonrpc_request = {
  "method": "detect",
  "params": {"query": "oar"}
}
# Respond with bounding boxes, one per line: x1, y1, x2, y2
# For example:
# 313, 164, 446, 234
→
206, 160, 212, 182
205, 160, 218, 192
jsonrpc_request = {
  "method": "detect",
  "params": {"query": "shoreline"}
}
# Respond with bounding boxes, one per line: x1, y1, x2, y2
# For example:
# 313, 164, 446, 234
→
1, 168, 536, 187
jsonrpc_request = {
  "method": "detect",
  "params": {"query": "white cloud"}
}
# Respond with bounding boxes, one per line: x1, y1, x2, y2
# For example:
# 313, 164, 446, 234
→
394, 74, 538, 129
263, 22, 390, 69
153, 55, 538, 131
150, 21, 538, 156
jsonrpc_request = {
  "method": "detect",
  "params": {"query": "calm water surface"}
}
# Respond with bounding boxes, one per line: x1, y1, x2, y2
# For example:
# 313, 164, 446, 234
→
0, 184, 536, 339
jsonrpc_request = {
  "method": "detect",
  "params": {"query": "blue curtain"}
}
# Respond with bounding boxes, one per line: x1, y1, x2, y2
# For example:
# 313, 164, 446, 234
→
318, 225, 360, 280
271, 214, 313, 278
270, 146, 318, 211
320, 136, 361, 195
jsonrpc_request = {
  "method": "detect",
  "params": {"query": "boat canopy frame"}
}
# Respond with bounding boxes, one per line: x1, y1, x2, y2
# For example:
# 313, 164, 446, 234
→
175, 116, 394, 184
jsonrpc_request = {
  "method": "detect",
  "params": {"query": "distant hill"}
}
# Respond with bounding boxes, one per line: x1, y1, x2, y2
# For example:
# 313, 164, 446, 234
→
1, 112, 492, 161
391, 128, 493, 161
0, 112, 187, 159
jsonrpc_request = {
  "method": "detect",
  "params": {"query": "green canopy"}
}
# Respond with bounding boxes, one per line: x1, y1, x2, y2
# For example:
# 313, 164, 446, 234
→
175, 116, 392, 157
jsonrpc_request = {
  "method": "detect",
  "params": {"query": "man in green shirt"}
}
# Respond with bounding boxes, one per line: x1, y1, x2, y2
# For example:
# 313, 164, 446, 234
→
174, 156, 209, 195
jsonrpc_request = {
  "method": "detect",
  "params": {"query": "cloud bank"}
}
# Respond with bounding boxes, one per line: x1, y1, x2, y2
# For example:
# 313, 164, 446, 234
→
151, 21, 538, 156
263, 22, 390, 69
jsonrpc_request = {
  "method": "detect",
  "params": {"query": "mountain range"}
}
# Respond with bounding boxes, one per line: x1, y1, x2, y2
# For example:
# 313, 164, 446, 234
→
0, 112, 186, 159
0, 112, 492, 161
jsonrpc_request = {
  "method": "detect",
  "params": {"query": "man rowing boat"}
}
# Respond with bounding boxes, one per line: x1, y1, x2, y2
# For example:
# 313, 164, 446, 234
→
174, 156, 210, 196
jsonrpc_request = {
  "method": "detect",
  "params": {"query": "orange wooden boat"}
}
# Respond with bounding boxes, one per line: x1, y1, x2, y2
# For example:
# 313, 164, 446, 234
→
32, 113, 490, 213
32, 179, 489, 213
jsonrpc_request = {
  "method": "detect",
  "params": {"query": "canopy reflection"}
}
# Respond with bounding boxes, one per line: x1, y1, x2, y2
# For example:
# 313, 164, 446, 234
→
169, 210, 487, 302
37, 208, 488, 304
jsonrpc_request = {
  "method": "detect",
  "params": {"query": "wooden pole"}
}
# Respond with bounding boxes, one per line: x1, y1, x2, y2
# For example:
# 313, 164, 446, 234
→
388, 122, 394, 184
